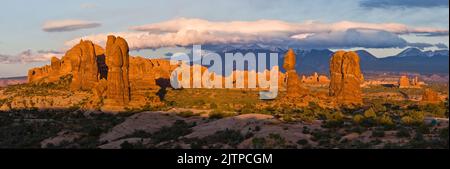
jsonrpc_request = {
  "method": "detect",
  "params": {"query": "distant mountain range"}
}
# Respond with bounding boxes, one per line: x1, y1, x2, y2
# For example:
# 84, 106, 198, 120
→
204, 45, 449, 75
0, 76, 27, 87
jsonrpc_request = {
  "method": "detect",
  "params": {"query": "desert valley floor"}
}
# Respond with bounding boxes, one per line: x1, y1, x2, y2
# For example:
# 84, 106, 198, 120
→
0, 80, 448, 149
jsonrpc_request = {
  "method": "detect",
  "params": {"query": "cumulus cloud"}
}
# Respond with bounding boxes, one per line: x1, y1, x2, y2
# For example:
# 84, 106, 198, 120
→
65, 18, 448, 50
130, 18, 447, 36
406, 42, 435, 50
289, 29, 410, 49
360, 0, 449, 8
0, 50, 63, 64
42, 19, 101, 32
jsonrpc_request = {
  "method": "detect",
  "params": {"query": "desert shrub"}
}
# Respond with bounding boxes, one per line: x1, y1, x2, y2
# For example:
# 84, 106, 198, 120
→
193, 99, 206, 106
422, 104, 446, 117
396, 127, 410, 138
296, 139, 308, 145
125, 130, 153, 138
353, 114, 364, 124
331, 112, 344, 121
378, 115, 394, 126
401, 116, 414, 125
240, 105, 255, 114
372, 129, 385, 137
251, 137, 266, 149
370, 102, 387, 113
268, 133, 287, 147
209, 111, 234, 119
120, 140, 146, 149
311, 130, 331, 142
364, 108, 377, 119
440, 127, 449, 140
151, 120, 194, 143
417, 124, 431, 134
176, 111, 197, 118
204, 129, 244, 147
351, 126, 364, 134
302, 126, 310, 134
251, 133, 290, 149
445, 99, 449, 118
0, 109, 126, 148
209, 103, 218, 109
0, 99, 6, 106
401, 111, 425, 126
297, 110, 317, 123
410, 111, 425, 125
280, 114, 294, 122
323, 112, 344, 128
414, 131, 424, 142
254, 126, 261, 132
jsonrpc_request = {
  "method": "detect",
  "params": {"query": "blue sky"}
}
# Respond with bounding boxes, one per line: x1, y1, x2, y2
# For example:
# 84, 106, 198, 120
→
0, 0, 449, 77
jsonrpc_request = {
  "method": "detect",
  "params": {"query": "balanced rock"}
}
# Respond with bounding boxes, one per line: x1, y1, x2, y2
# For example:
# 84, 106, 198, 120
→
329, 51, 364, 105
283, 48, 308, 98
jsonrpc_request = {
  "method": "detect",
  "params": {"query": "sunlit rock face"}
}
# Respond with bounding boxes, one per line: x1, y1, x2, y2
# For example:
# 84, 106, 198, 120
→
101, 35, 131, 112
283, 48, 309, 98
398, 75, 410, 88
329, 51, 364, 106
421, 88, 441, 104
66, 40, 101, 91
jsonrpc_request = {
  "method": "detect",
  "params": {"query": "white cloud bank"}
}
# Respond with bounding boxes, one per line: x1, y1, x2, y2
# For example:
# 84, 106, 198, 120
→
66, 18, 448, 50
0, 50, 64, 64
42, 19, 101, 32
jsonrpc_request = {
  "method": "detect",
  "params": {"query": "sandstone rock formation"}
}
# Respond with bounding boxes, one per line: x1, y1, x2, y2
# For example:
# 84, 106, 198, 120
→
67, 40, 101, 91
27, 40, 105, 88
412, 76, 419, 86
26, 35, 172, 112
329, 51, 364, 105
101, 36, 131, 112
127, 57, 172, 108
301, 72, 330, 85
283, 48, 308, 98
421, 88, 441, 103
28, 65, 51, 83
48, 57, 62, 82
398, 75, 410, 88
398, 75, 424, 88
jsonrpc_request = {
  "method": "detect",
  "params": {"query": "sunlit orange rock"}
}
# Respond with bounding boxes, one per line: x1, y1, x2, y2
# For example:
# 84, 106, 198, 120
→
421, 88, 441, 103
283, 48, 308, 98
329, 51, 364, 105
398, 75, 410, 88
101, 35, 131, 112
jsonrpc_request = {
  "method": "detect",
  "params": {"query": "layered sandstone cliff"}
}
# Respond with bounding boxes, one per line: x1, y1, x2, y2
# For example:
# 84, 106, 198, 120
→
26, 36, 171, 112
